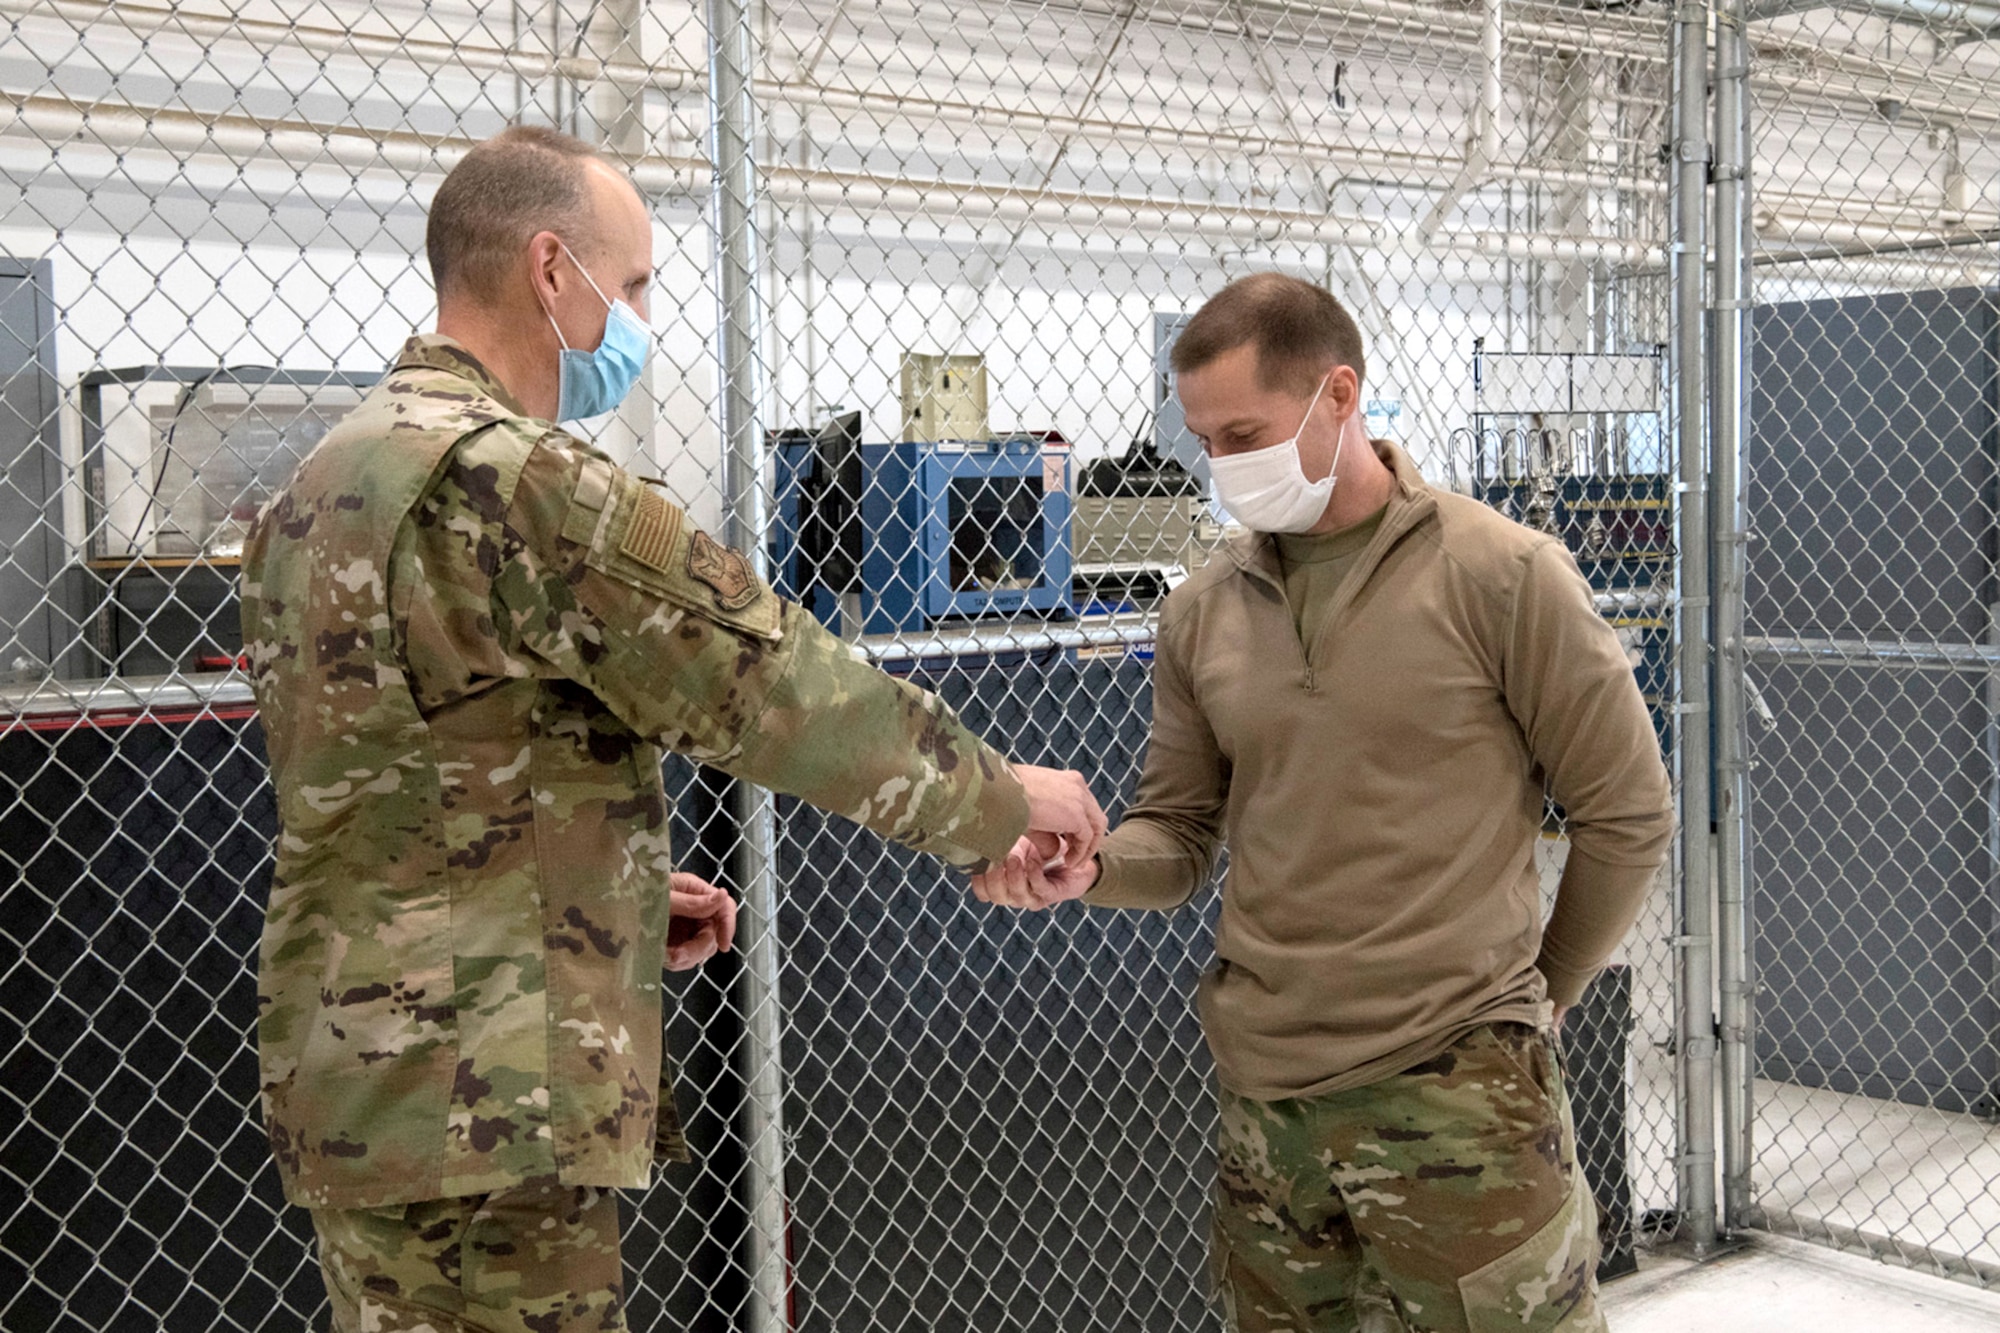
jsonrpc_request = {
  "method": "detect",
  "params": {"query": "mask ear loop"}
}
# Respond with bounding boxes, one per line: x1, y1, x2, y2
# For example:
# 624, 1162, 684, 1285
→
557, 238, 618, 309
540, 238, 613, 352
1300, 369, 1342, 485
542, 306, 574, 351
1298, 370, 1331, 423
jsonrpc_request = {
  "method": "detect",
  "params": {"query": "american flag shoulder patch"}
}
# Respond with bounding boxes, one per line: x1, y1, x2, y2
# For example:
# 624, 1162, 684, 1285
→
621, 486, 682, 572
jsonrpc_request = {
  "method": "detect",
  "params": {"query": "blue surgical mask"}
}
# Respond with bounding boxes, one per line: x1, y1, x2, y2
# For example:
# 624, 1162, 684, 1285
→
544, 239, 650, 423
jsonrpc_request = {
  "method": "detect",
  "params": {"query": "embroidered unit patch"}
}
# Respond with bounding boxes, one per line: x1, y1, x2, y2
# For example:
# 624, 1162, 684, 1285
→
688, 530, 760, 611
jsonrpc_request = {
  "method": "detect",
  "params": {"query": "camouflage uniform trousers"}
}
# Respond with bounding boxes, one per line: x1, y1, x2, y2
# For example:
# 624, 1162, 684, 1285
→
310, 1176, 626, 1333
1212, 1022, 1605, 1333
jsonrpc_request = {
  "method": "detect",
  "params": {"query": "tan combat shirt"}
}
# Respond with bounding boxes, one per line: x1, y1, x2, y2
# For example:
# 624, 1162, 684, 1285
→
241, 337, 1028, 1208
1089, 442, 1673, 1102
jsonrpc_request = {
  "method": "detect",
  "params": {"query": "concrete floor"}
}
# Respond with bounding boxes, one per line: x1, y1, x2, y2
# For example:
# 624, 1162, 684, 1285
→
1599, 1076, 2000, 1330
1602, 1231, 2000, 1332
1752, 1079, 2000, 1271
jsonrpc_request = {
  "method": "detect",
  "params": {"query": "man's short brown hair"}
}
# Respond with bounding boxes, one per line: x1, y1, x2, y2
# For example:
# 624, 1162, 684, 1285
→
426, 126, 606, 301
1170, 273, 1367, 397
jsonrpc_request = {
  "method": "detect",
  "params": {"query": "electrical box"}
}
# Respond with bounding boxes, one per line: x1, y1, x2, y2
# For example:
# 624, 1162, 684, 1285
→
1072, 495, 1214, 568
1069, 438, 1226, 613
84, 369, 373, 563
1152, 312, 1205, 478
899, 353, 988, 443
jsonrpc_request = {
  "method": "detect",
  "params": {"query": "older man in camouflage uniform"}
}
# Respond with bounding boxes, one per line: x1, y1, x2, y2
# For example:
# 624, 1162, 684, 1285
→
239, 125, 1105, 1332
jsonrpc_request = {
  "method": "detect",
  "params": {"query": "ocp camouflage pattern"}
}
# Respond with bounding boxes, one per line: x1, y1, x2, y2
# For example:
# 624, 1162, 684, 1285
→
1212, 1023, 1605, 1333
240, 335, 1028, 1209
312, 1176, 626, 1333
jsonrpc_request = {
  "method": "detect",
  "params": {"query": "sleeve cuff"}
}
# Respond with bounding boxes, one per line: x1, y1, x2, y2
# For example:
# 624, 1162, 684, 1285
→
1080, 845, 1194, 912
914, 751, 1029, 869
1535, 955, 1599, 1008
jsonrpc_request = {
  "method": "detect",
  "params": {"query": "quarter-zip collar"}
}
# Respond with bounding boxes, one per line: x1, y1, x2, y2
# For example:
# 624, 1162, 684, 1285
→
1217, 440, 1439, 693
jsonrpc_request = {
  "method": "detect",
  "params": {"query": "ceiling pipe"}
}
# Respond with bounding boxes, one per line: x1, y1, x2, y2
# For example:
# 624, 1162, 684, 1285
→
1623, 213, 1999, 280
1, 0, 1665, 200
1746, 0, 2000, 31
1754, 212, 2000, 249
1416, 0, 1505, 240
1858, 0, 2000, 27
1756, 61, 2000, 130
1754, 188, 2000, 232
1033, 0, 1672, 63
16, 0, 1999, 186
0, 94, 705, 194
15, 91, 1961, 267
0, 95, 1663, 269
8, 0, 690, 91
18, 0, 1997, 127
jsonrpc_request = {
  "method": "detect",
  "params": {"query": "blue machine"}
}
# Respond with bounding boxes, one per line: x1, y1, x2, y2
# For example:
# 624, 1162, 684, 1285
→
771, 430, 1074, 636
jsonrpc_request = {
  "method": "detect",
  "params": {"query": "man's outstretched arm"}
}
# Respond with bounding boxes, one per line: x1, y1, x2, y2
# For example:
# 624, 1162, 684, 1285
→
490, 436, 1105, 868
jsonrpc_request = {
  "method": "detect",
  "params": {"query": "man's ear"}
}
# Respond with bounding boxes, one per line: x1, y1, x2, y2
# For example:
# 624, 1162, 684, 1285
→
1326, 363, 1362, 417
524, 230, 566, 309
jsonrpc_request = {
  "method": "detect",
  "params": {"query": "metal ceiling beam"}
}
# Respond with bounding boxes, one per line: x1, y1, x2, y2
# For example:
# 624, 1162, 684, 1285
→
1746, 0, 2000, 35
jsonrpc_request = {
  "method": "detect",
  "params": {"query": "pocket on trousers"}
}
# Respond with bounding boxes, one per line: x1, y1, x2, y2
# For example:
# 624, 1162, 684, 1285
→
1455, 1167, 1603, 1332
1207, 1209, 1237, 1324
1209, 1204, 1283, 1332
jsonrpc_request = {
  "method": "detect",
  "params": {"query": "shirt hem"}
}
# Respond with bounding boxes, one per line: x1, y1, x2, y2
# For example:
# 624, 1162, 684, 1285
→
1213, 1000, 1554, 1104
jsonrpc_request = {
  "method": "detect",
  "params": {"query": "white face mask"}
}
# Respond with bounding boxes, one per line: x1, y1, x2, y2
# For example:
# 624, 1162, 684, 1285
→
1207, 371, 1345, 534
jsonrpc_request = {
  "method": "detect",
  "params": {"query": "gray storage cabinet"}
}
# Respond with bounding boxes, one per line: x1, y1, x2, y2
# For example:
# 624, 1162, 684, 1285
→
1749, 286, 2000, 1115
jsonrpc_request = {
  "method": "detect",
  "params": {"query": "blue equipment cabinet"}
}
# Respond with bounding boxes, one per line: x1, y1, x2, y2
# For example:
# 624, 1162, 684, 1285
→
773, 434, 1074, 635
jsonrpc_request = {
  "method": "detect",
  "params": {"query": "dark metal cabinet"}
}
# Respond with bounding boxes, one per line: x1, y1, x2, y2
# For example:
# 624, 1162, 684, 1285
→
1749, 287, 2000, 1115
0, 258, 64, 681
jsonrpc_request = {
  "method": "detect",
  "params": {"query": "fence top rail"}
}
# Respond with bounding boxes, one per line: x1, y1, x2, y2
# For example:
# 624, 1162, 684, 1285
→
0, 673, 256, 727
1743, 634, 2000, 673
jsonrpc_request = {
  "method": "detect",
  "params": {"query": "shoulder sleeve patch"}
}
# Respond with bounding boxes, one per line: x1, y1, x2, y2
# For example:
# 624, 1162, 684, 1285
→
688, 530, 761, 611
622, 487, 683, 572
583, 470, 783, 642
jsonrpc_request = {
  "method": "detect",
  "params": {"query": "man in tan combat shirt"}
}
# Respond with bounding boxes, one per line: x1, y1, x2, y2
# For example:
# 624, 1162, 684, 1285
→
239, 126, 1106, 1332
974, 275, 1674, 1332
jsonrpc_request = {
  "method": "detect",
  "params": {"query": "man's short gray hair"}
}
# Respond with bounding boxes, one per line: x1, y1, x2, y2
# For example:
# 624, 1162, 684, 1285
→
426, 126, 605, 301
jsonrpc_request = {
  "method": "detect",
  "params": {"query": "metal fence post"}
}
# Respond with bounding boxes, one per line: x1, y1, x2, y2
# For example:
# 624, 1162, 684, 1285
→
1670, 0, 1719, 1256
705, 0, 791, 1326
1710, 0, 1755, 1236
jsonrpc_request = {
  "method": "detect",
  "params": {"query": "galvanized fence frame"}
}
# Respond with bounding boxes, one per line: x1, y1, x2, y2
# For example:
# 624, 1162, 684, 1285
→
1720, 0, 2000, 1293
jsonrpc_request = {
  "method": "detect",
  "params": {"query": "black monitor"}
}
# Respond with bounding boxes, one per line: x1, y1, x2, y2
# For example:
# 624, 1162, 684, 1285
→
800, 410, 863, 594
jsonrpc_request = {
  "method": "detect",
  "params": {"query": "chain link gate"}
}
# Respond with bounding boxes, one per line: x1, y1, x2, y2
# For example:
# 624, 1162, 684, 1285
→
0, 2, 1699, 1329
1726, 0, 2000, 1292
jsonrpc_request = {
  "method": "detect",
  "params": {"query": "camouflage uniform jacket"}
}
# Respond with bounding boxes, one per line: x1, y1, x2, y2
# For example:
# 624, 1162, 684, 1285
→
240, 335, 1028, 1209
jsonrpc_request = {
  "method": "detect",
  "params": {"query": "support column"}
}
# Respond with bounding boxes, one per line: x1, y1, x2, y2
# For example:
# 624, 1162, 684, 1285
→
705, 0, 791, 1325
1669, 0, 1719, 1257
1711, 0, 1756, 1236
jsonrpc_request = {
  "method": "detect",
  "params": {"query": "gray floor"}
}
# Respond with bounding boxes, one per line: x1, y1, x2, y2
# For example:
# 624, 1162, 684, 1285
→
1600, 1072, 2000, 1330
1603, 1232, 2000, 1331
1751, 1079, 2000, 1272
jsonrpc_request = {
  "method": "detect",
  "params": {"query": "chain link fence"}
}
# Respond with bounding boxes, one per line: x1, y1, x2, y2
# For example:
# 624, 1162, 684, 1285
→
0, 0, 1736, 1328
1734, 0, 2000, 1291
